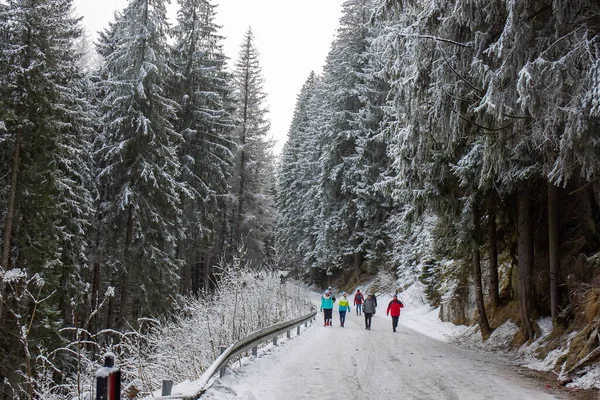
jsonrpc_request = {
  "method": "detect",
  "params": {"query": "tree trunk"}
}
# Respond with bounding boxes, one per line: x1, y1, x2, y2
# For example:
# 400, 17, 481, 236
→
548, 182, 560, 324
576, 181, 599, 250
473, 246, 491, 337
473, 208, 491, 338
203, 251, 212, 293
0, 128, 21, 269
234, 80, 249, 248
106, 278, 115, 330
90, 262, 101, 334
353, 251, 362, 282
234, 147, 246, 245
117, 204, 135, 327
518, 181, 535, 340
0, 128, 22, 321
487, 205, 500, 309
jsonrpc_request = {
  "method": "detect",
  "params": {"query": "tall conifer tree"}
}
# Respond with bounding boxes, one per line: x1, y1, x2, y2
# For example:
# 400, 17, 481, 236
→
229, 28, 275, 266
95, 0, 183, 326
0, 0, 94, 391
170, 0, 235, 293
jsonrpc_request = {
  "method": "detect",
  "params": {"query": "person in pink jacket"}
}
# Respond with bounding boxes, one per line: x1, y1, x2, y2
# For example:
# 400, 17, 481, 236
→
386, 294, 404, 332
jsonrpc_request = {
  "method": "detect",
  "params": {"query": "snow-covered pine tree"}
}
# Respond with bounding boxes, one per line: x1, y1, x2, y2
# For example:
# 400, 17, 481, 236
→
169, 0, 235, 293
94, 0, 183, 327
228, 27, 275, 267
312, 0, 376, 275
509, 0, 600, 324
349, 7, 397, 280
277, 72, 319, 272
372, 0, 496, 336
0, 0, 95, 393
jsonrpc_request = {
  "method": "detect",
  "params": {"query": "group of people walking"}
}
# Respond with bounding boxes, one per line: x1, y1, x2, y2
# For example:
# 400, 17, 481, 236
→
320, 287, 404, 331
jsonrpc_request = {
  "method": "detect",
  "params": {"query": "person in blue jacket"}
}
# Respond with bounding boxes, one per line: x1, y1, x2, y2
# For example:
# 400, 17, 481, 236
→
320, 290, 334, 326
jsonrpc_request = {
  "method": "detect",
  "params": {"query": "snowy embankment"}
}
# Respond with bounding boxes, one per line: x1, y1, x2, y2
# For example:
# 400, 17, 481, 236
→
201, 284, 592, 399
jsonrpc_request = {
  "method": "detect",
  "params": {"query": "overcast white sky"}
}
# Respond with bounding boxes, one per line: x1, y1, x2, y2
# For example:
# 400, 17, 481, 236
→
72, 0, 344, 154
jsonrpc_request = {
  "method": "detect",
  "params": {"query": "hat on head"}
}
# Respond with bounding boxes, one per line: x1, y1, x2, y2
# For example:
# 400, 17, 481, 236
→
357, 289, 360, 292
328, 286, 332, 290
342, 292, 346, 295
393, 294, 398, 298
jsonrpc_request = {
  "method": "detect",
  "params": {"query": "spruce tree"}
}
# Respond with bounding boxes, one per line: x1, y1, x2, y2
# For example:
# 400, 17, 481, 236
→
170, 0, 235, 292
94, 0, 183, 327
277, 72, 318, 271
229, 27, 275, 266
0, 0, 94, 392
312, 0, 375, 275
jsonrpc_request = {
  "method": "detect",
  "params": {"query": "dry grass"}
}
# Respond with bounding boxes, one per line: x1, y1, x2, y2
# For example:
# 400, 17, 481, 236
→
488, 299, 520, 329
583, 288, 600, 322
563, 320, 600, 373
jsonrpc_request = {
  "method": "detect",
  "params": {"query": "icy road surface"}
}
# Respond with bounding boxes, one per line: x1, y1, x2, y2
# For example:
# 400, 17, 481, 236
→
202, 299, 560, 399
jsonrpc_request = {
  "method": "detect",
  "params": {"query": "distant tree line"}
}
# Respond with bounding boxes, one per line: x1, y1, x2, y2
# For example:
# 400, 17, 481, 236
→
277, 0, 600, 348
0, 0, 275, 396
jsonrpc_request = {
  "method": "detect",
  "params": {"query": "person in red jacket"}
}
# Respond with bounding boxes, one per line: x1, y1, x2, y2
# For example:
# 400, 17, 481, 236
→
353, 289, 364, 316
386, 294, 404, 332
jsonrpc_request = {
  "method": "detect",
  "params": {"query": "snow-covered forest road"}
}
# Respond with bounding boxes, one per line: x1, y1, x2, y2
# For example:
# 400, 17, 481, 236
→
202, 294, 564, 400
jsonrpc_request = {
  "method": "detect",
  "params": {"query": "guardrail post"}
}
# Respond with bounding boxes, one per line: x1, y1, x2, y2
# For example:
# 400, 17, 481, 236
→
287, 330, 291, 339
305, 321, 308, 327
96, 353, 121, 400
297, 326, 301, 335
252, 346, 257, 356
161, 380, 173, 396
273, 336, 278, 346
219, 346, 227, 378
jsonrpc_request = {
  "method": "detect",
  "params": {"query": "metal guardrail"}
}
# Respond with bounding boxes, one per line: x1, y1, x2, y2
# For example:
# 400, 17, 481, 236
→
148, 304, 317, 400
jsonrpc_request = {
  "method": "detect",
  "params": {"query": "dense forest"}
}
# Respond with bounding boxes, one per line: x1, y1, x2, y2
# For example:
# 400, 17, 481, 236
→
0, 0, 275, 396
277, 0, 600, 384
0, 0, 599, 397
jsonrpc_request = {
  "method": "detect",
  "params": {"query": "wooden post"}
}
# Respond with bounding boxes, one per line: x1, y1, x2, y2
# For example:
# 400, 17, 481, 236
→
161, 380, 173, 396
96, 353, 120, 400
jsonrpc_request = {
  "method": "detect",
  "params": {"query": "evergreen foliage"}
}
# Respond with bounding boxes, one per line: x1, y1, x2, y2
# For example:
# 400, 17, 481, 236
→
228, 28, 276, 266
278, 0, 600, 346
94, 0, 184, 326
0, 0, 599, 393
169, 0, 236, 294
0, 0, 95, 392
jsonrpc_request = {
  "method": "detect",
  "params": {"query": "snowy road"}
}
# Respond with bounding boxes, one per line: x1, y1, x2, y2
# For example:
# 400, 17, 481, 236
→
202, 296, 562, 400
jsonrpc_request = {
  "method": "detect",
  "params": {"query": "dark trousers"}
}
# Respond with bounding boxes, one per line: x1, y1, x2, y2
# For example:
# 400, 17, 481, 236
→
323, 308, 332, 322
339, 311, 347, 325
364, 312, 373, 328
391, 316, 399, 330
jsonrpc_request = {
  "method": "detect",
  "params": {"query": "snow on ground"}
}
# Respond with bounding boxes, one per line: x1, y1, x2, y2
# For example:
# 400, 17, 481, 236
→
200, 285, 589, 399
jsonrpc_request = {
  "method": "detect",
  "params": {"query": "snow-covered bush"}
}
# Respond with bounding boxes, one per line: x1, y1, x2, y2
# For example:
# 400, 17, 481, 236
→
33, 264, 312, 399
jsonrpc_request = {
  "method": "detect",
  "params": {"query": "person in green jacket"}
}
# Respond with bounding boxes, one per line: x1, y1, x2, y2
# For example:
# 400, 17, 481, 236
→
338, 292, 351, 327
